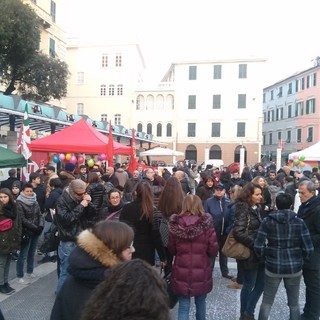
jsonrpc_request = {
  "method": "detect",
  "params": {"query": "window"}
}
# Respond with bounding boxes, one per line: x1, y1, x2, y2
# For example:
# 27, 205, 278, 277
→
117, 85, 123, 96
306, 98, 315, 114
238, 94, 246, 109
156, 123, 162, 137
269, 133, 273, 145
286, 130, 291, 143
263, 112, 266, 123
211, 123, 221, 137
188, 95, 196, 109
213, 65, 222, 79
313, 73, 317, 86
101, 113, 107, 122
263, 93, 266, 103
109, 85, 115, 96
115, 53, 122, 67
295, 80, 299, 92
239, 64, 247, 78
295, 102, 304, 116
100, 84, 106, 96
307, 75, 310, 88
267, 110, 274, 122
301, 77, 305, 90
297, 128, 301, 143
278, 87, 283, 97
166, 123, 172, 137
189, 66, 197, 80
114, 114, 121, 125
288, 83, 292, 94
188, 123, 196, 137
77, 103, 84, 115
147, 123, 152, 134
50, 1, 56, 22
102, 54, 108, 67
263, 134, 266, 146
49, 38, 55, 57
137, 123, 142, 132
212, 95, 221, 109
307, 127, 313, 142
270, 90, 274, 100
77, 72, 84, 84
278, 131, 281, 141
237, 122, 245, 137
276, 108, 284, 120
288, 105, 292, 118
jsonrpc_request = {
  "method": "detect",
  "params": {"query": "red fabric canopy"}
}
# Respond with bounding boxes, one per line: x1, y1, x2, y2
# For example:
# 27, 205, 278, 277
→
30, 119, 131, 154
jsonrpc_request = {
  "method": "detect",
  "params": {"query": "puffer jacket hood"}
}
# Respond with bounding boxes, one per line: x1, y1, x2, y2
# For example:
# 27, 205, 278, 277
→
169, 212, 212, 241
269, 209, 296, 224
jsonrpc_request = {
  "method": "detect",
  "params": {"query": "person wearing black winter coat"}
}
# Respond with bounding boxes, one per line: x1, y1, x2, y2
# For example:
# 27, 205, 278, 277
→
16, 183, 44, 283
50, 220, 134, 320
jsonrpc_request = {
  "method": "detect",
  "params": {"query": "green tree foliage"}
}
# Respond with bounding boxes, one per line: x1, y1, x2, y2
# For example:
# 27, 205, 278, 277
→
0, 0, 69, 102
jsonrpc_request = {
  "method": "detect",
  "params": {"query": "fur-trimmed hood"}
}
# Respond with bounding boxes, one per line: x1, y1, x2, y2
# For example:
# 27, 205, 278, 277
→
76, 229, 120, 268
67, 230, 121, 283
169, 212, 213, 240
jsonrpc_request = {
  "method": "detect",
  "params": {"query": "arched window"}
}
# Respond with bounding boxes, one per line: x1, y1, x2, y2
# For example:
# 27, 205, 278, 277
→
209, 145, 221, 159
185, 145, 197, 162
166, 123, 172, 137
137, 123, 143, 132
147, 123, 152, 134
136, 95, 144, 110
157, 123, 162, 137
156, 95, 164, 110
234, 145, 247, 163
166, 94, 174, 110
146, 95, 154, 110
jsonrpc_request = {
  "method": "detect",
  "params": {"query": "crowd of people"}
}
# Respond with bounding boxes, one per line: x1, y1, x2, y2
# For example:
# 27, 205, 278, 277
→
0, 160, 319, 320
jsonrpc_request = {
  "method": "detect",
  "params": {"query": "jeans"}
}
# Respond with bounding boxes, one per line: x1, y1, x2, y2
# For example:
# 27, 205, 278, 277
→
16, 235, 39, 278
178, 294, 206, 320
0, 253, 11, 285
258, 273, 301, 320
302, 267, 320, 320
56, 241, 76, 294
240, 264, 265, 317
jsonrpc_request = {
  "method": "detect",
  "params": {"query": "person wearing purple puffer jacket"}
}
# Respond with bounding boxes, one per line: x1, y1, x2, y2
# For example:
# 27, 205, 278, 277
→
168, 194, 218, 320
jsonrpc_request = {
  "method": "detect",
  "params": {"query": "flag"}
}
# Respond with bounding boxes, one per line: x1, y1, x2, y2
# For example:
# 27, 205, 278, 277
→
107, 120, 114, 167
128, 128, 138, 173
20, 104, 32, 160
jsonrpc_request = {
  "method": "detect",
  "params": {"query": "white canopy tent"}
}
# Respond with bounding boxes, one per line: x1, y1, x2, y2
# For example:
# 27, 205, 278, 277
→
139, 147, 184, 157
288, 142, 320, 161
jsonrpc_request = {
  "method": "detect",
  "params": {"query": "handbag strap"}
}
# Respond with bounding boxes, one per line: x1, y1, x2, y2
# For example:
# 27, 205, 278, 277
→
105, 209, 122, 221
246, 214, 251, 231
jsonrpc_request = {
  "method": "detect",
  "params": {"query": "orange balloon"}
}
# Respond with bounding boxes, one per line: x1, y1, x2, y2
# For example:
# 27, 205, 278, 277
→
300, 161, 305, 167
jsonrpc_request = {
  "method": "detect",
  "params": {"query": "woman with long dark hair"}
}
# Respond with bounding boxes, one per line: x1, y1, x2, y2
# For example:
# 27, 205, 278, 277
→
158, 176, 184, 274
233, 182, 264, 320
120, 181, 166, 266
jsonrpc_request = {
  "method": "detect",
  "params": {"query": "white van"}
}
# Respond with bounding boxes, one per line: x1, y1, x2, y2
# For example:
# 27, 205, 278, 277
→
201, 159, 224, 171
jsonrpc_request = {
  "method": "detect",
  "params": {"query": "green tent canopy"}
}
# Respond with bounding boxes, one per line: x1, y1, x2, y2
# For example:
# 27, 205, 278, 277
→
0, 146, 26, 168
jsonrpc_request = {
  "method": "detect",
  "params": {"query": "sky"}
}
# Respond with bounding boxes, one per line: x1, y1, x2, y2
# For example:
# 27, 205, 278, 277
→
62, 0, 320, 86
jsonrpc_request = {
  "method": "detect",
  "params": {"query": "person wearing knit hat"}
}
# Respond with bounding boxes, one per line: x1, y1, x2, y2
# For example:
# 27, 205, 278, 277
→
58, 163, 76, 190
54, 179, 92, 294
11, 181, 22, 201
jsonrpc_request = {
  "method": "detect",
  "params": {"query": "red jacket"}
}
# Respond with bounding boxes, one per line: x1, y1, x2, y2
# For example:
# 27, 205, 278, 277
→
168, 212, 218, 297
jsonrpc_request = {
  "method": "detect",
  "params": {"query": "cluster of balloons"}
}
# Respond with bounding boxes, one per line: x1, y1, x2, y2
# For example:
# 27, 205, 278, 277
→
292, 154, 306, 167
51, 153, 85, 165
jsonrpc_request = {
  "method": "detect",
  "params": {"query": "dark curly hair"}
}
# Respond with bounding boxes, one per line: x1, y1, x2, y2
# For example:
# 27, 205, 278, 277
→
80, 259, 170, 320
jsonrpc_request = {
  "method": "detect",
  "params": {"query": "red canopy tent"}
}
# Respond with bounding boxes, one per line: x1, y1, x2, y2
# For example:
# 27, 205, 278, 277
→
30, 118, 131, 154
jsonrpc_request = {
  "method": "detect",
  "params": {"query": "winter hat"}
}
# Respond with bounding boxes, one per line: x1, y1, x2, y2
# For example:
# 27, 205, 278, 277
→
65, 163, 76, 172
12, 180, 21, 189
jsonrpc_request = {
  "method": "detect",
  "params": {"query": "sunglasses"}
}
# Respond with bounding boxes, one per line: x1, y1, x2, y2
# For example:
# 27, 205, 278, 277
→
74, 191, 86, 196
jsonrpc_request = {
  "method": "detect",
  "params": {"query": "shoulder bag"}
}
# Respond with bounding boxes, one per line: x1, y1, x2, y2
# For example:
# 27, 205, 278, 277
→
222, 214, 251, 260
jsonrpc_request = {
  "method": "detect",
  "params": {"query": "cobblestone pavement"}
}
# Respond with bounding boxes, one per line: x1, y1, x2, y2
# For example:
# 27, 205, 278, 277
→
0, 259, 306, 320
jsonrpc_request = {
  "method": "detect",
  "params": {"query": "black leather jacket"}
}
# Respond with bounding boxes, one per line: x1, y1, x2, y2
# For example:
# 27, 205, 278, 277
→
55, 190, 87, 242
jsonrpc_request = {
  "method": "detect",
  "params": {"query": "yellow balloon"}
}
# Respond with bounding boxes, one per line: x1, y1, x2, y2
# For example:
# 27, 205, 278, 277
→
66, 153, 72, 161
88, 159, 94, 167
300, 161, 305, 167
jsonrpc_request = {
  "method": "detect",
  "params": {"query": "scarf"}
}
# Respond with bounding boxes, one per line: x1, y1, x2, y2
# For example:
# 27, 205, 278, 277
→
17, 192, 37, 206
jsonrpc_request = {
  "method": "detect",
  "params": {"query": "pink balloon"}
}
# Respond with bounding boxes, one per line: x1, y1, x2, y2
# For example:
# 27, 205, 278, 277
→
100, 154, 107, 160
293, 154, 299, 159
70, 155, 77, 164
59, 153, 65, 161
